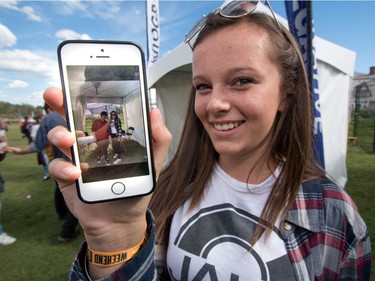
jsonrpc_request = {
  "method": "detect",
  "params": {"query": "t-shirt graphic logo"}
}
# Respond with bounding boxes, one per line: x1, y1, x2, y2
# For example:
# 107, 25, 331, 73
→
168, 204, 295, 281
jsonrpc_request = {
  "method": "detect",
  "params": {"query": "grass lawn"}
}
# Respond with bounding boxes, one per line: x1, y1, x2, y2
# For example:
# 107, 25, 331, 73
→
0, 122, 374, 280
0, 123, 82, 281
345, 145, 375, 281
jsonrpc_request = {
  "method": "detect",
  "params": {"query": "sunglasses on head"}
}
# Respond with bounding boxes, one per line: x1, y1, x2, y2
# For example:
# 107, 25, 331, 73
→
184, 0, 282, 50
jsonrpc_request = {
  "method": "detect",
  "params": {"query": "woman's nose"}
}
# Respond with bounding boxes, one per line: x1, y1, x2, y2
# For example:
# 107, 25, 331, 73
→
206, 88, 231, 113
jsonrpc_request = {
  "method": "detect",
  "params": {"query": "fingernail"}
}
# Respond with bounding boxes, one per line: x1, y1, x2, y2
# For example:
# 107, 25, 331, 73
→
51, 130, 66, 143
62, 166, 78, 177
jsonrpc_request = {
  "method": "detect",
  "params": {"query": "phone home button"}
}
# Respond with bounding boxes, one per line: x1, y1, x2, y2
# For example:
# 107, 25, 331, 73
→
111, 182, 126, 195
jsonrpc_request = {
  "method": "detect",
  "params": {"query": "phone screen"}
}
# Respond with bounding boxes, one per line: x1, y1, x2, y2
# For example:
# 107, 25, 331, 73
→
66, 65, 149, 183
59, 41, 155, 203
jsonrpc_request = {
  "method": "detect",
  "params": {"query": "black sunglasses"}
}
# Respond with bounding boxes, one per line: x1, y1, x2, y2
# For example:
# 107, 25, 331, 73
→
184, 0, 282, 50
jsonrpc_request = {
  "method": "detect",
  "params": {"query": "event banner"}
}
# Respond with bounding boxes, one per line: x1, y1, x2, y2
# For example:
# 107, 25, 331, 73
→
146, 0, 160, 65
285, 0, 325, 168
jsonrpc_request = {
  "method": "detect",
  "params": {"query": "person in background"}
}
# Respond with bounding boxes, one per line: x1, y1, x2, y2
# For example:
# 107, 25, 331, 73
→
4, 103, 79, 243
0, 118, 8, 133
91, 111, 110, 166
0, 127, 16, 246
44, 1, 371, 280
30, 113, 50, 180
20, 115, 33, 144
108, 110, 123, 165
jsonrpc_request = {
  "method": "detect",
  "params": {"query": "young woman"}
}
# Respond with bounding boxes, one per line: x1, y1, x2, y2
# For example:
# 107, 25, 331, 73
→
108, 110, 123, 165
44, 1, 371, 280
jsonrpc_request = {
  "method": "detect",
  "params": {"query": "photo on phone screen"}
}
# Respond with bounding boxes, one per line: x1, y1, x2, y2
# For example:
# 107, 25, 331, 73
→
67, 65, 149, 183
58, 41, 155, 203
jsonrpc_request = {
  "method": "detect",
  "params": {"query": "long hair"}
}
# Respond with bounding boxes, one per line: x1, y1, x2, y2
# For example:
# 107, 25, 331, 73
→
149, 12, 324, 245
110, 110, 118, 120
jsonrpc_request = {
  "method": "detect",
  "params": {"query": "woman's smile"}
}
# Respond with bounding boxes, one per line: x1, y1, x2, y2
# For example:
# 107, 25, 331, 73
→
212, 121, 244, 131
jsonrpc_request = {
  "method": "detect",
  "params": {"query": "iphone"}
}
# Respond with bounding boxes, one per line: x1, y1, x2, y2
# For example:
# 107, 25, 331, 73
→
58, 40, 155, 203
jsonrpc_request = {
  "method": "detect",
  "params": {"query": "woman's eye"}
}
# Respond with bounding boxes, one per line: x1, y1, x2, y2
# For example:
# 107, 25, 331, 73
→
195, 84, 210, 92
234, 77, 253, 86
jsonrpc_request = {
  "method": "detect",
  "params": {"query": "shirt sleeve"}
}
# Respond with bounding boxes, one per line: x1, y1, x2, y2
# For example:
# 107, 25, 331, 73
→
34, 123, 47, 152
338, 217, 372, 280
68, 210, 158, 281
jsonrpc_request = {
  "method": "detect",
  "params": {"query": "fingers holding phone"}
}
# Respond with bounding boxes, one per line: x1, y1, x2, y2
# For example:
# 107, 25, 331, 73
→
43, 87, 66, 119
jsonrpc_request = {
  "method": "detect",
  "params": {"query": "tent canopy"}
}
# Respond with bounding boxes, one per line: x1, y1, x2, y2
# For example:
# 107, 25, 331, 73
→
67, 65, 147, 146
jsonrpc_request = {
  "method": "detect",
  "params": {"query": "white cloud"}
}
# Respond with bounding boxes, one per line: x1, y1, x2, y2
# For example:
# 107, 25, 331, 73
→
21, 6, 42, 22
8, 79, 29, 88
0, 49, 58, 79
55, 1, 122, 20
56, 29, 92, 41
0, 1, 42, 22
31, 90, 44, 103
0, 1, 19, 11
56, 0, 87, 16
0, 90, 44, 107
0, 23, 17, 47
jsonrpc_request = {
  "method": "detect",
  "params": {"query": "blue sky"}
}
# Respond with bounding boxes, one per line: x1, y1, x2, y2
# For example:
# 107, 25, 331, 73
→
0, 0, 374, 107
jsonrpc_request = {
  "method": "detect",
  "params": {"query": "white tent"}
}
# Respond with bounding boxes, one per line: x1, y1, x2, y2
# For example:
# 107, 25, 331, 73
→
148, 11, 355, 187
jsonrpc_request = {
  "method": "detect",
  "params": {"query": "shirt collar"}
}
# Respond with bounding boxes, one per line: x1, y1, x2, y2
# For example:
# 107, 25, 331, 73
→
284, 178, 331, 233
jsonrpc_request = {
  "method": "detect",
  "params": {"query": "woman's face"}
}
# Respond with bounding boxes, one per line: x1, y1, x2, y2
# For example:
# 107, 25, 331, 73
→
110, 112, 116, 120
193, 21, 283, 162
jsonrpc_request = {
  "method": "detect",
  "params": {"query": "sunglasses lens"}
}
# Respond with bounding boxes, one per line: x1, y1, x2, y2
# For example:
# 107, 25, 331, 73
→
221, 1, 259, 17
185, 0, 282, 49
184, 16, 207, 44
185, 1, 259, 46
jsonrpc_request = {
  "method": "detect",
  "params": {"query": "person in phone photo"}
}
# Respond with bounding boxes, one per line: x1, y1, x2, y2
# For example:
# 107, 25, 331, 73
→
91, 111, 110, 166
109, 110, 123, 165
44, 1, 371, 280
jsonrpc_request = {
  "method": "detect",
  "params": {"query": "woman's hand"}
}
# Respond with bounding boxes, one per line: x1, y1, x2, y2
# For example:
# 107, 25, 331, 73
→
44, 87, 172, 277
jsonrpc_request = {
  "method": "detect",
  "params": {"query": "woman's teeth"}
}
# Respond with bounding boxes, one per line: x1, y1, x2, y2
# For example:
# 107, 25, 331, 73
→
214, 121, 241, 131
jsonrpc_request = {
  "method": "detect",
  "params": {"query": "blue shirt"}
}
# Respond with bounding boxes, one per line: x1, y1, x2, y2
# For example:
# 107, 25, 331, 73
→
34, 112, 68, 160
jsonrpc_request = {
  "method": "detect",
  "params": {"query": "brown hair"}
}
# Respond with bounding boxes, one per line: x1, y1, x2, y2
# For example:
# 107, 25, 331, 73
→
149, 12, 324, 245
35, 114, 44, 124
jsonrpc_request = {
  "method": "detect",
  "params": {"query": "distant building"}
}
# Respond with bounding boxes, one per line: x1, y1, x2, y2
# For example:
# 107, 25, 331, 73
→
350, 66, 375, 112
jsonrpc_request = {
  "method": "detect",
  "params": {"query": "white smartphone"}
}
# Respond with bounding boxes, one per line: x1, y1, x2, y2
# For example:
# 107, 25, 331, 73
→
58, 40, 155, 203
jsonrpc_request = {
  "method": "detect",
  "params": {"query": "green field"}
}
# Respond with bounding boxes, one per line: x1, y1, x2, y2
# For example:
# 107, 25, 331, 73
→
0, 123, 81, 281
0, 122, 374, 280
349, 113, 375, 153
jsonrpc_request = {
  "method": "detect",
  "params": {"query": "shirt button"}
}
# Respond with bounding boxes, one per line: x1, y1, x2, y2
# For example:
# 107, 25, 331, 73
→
283, 222, 292, 230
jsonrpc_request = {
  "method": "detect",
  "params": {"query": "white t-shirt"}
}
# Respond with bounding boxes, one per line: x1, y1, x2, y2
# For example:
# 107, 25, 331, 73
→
109, 122, 117, 134
166, 163, 296, 281
30, 124, 40, 139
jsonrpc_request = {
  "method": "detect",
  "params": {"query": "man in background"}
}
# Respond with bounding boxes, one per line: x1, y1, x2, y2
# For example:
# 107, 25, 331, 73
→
91, 111, 110, 166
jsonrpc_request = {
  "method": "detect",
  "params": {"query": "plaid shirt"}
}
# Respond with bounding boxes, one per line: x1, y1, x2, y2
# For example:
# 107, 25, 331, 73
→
108, 118, 122, 137
69, 178, 371, 281
283, 178, 371, 280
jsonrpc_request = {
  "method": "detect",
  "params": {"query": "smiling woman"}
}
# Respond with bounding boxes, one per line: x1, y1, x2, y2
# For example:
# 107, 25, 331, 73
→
193, 22, 283, 167
42, 1, 371, 280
